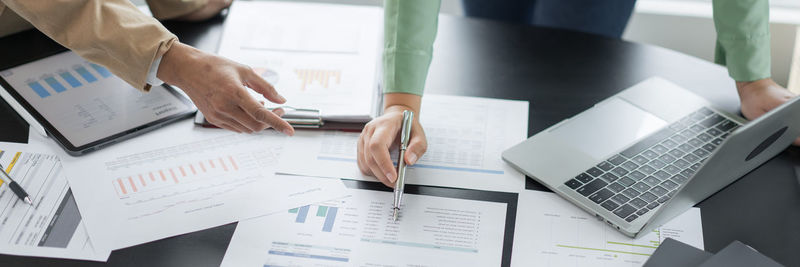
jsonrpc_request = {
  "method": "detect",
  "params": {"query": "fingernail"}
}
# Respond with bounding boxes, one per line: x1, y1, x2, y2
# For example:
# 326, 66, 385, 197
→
407, 153, 418, 165
386, 172, 397, 183
278, 95, 287, 103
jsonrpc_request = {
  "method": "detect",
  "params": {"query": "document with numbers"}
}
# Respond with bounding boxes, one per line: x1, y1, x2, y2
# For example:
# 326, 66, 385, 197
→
511, 189, 703, 266
59, 120, 348, 250
221, 180, 519, 267
277, 94, 529, 192
0, 150, 110, 261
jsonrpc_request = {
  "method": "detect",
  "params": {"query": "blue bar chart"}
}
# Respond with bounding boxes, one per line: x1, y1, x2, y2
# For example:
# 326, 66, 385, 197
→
59, 71, 82, 87
294, 205, 310, 223
28, 81, 51, 98
289, 205, 338, 232
24, 62, 112, 99
90, 63, 112, 78
74, 66, 98, 83
44, 77, 67, 93
322, 207, 338, 232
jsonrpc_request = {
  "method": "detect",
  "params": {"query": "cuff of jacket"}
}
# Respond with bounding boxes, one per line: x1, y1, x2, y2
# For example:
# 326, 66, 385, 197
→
382, 49, 431, 96
714, 33, 771, 82
147, 0, 209, 20
141, 36, 174, 91
138, 35, 177, 92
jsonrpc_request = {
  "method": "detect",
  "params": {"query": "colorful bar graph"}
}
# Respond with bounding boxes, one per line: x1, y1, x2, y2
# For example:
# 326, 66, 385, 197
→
128, 176, 138, 192
59, 71, 82, 87
90, 63, 112, 78
28, 81, 51, 98
294, 69, 342, 91
44, 76, 67, 93
113, 155, 242, 198
75, 66, 97, 83
316, 206, 328, 217
322, 207, 338, 232
295, 205, 310, 223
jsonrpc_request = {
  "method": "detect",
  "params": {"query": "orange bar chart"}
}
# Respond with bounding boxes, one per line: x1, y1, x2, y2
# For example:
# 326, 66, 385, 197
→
294, 69, 342, 91
113, 155, 240, 198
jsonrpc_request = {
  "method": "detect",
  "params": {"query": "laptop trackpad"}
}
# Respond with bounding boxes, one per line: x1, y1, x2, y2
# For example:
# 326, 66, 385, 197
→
551, 98, 668, 160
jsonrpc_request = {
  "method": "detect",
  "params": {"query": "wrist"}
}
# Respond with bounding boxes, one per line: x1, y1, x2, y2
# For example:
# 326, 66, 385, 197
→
736, 78, 773, 97
383, 93, 421, 115
384, 104, 418, 114
157, 43, 201, 86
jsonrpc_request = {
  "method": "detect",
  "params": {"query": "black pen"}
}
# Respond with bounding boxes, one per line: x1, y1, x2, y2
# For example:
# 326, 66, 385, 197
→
0, 163, 33, 205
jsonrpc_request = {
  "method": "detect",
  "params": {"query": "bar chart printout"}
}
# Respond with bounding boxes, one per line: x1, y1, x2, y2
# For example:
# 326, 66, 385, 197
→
59, 120, 355, 251
221, 185, 514, 267
112, 155, 243, 198
511, 190, 704, 267
293, 69, 342, 91
0, 150, 109, 261
289, 204, 339, 232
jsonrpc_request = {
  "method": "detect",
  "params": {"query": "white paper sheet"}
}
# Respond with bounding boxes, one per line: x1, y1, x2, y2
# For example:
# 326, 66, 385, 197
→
218, 1, 383, 122
59, 120, 350, 250
0, 150, 110, 261
221, 183, 512, 267
511, 190, 704, 267
277, 94, 530, 192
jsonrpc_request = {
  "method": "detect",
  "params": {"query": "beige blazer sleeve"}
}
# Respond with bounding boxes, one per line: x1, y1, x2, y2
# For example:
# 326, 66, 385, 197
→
0, 0, 178, 91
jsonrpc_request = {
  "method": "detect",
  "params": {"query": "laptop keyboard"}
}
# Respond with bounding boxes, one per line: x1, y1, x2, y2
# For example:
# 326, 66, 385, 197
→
564, 107, 739, 223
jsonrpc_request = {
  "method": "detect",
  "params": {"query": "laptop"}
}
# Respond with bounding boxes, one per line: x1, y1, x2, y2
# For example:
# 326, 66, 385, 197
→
502, 77, 800, 238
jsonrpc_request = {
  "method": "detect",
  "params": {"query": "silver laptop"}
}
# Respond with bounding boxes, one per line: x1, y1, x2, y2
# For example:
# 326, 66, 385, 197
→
502, 77, 800, 238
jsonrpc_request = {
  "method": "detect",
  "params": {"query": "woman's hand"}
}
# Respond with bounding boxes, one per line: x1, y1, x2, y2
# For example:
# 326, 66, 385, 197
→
158, 42, 294, 135
357, 94, 427, 187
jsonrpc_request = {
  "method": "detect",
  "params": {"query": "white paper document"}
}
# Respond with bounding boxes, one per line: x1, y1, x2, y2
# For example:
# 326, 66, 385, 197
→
59, 120, 349, 250
218, 1, 383, 121
512, 190, 704, 267
0, 150, 110, 261
221, 181, 518, 266
277, 94, 529, 192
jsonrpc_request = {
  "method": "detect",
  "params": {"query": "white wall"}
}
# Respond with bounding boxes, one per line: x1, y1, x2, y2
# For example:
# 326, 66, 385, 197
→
623, 12, 797, 87
143, 0, 796, 87
261, 0, 797, 87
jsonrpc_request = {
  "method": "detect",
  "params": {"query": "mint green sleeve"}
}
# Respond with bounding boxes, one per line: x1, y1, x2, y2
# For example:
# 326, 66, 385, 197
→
382, 0, 441, 95
712, 0, 771, 82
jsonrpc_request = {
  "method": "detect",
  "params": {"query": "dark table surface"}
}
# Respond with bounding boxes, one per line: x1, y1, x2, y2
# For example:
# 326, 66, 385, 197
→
1, 11, 799, 267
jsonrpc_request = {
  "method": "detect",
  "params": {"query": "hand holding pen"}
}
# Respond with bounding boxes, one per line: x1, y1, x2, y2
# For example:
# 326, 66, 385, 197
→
356, 98, 428, 188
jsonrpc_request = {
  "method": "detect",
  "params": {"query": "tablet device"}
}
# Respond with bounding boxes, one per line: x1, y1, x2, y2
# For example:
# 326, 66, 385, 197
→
0, 51, 196, 156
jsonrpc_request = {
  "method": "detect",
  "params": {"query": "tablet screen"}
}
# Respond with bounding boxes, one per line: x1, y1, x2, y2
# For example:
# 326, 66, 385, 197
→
0, 52, 193, 148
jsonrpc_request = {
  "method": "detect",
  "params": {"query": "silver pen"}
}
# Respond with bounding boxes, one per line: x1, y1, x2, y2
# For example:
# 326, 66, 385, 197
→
392, 110, 414, 221
0, 163, 33, 205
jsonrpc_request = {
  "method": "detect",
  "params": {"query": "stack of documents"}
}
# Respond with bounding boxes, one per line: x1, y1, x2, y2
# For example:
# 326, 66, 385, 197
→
58, 120, 349, 251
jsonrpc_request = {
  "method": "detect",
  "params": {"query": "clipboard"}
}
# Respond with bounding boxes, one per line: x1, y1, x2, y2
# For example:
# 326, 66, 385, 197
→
194, 106, 366, 131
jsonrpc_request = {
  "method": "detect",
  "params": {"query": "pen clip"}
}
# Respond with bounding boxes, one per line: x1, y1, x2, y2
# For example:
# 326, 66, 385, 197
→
400, 110, 414, 149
